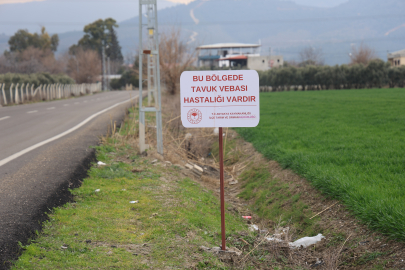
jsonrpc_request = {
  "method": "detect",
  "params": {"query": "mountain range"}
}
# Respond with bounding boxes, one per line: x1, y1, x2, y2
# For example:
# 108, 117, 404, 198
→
1, 0, 405, 65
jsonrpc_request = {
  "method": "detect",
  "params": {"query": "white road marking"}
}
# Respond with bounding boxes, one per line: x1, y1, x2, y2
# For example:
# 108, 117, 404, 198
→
64, 104, 69, 106
0, 116, 10, 121
27, 110, 38, 114
47, 107, 55, 110
0, 95, 139, 167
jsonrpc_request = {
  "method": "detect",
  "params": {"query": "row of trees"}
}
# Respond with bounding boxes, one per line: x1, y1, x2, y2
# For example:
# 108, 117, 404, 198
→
1, 18, 124, 85
259, 60, 405, 91
0, 27, 64, 75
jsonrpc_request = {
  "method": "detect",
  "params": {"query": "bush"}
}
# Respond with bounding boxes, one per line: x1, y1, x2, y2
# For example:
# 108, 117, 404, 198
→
109, 69, 138, 90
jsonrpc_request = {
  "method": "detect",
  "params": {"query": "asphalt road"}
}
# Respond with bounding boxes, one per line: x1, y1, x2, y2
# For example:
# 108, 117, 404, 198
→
0, 90, 139, 269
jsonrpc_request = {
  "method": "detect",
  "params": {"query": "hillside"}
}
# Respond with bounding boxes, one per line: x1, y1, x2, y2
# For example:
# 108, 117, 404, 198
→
117, 0, 405, 65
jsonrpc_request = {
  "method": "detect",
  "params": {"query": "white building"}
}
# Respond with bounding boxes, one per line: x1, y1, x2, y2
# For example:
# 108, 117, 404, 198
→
197, 43, 283, 70
388, 49, 405, 67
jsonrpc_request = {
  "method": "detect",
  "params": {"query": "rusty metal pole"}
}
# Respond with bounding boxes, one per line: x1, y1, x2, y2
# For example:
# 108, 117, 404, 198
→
219, 127, 226, 250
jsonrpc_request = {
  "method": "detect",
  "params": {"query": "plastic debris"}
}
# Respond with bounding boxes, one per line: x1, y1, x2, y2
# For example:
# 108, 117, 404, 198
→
229, 179, 238, 185
311, 258, 324, 267
185, 133, 192, 140
185, 163, 193, 170
151, 159, 158, 164
265, 237, 284, 243
213, 127, 219, 135
248, 224, 259, 232
121, 189, 126, 191
290, 234, 325, 248
242, 216, 252, 219
94, 189, 100, 192
129, 201, 139, 204
97, 161, 106, 166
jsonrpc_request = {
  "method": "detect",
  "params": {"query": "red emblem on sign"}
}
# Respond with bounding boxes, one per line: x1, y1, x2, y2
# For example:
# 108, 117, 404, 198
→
187, 108, 202, 124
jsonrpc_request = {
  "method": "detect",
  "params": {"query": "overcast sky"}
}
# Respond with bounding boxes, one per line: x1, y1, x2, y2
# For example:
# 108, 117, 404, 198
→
0, 0, 350, 36
0, 0, 349, 7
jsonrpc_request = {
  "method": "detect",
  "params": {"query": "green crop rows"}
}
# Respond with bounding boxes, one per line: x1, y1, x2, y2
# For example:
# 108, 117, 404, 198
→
236, 88, 405, 241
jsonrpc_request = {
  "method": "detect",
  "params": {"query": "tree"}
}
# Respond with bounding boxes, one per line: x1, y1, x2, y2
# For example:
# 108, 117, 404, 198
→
7, 27, 59, 53
349, 43, 377, 65
67, 48, 101, 83
107, 27, 123, 64
299, 47, 324, 67
70, 18, 122, 62
159, 28, 196, 95
364, 59, 389, 88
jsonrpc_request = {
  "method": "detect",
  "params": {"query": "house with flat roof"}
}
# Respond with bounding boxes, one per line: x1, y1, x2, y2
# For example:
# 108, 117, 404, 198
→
197, 43, 283, 71
388, 49, 405, 67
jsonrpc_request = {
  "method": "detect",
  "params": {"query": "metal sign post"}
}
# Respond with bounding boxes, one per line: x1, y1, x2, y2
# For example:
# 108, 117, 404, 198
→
138, 0, 163, 155
218, 126, 226, 250
180, 70, 260, 251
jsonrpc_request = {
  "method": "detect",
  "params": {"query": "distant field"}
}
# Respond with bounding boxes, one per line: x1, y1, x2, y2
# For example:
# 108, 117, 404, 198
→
236, 88, 405, 241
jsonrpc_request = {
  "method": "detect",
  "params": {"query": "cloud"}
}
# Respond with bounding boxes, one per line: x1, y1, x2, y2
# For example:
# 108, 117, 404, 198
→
0, 0, 45, 4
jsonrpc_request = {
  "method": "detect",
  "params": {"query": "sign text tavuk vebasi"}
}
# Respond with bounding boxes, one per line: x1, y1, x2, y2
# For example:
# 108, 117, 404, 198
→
180, 70, 260, 128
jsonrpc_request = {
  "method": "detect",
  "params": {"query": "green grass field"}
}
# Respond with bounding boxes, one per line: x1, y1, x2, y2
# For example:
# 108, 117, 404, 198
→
236, 88, 405, 241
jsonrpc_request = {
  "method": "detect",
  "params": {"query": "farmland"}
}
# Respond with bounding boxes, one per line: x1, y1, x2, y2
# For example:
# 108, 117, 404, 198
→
236, 88, 405, 241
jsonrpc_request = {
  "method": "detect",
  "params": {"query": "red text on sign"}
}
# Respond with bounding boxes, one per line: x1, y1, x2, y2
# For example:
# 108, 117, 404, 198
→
191, 85, 247, 92
206, 74, 243, 82
183, 95, 255, 103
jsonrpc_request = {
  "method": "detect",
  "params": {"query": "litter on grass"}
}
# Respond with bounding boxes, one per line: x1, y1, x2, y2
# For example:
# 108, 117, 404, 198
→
265, 237, 284, 243
242, 216, 252, 219
185, 133, 192, 140
94, 189, 100, 192
97, 161, 106, 166
289, 234, 325, 248
129, 201, 139, 204
248, 224, 259, 232
266, 233, 325, 248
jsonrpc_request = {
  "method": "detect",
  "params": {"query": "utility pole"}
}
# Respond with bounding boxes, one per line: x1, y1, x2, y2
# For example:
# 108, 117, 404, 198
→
107, 57, 111, 90
102, 44, 107, 91
138, 0, 163, 155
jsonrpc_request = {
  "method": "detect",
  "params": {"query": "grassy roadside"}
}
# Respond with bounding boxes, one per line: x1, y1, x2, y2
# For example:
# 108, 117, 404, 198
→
11, 93, 405, 269
11, 117, 249, 269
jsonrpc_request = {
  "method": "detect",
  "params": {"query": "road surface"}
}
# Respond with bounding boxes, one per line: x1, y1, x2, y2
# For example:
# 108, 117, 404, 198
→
0, 90, 139, 269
